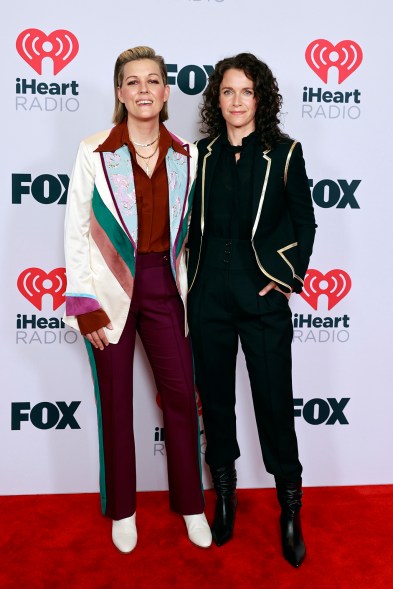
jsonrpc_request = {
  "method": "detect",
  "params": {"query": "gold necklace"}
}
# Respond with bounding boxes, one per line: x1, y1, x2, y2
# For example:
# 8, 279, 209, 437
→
134, 142, 159, 177
131, 133, 160, 147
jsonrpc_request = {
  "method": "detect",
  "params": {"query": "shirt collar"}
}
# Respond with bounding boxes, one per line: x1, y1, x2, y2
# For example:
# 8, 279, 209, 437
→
219, 130, 258, 148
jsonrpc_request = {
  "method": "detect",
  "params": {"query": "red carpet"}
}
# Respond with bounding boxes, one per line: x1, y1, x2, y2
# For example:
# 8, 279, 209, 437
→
1, 485, 392, 589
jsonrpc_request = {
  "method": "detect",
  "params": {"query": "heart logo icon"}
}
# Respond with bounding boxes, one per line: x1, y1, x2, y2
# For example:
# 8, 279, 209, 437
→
17, 268, 66, 310
305, 39, 363, 84
300, 269, 352, 310
16, 29, 79, 75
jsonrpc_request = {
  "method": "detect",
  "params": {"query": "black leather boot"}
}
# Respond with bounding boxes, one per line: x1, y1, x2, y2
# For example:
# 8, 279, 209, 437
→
275, 476, 306, 567
210, 463, 237, 546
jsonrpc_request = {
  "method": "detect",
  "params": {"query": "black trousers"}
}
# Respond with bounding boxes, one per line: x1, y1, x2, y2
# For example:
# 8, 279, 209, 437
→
188, 237, 302, 482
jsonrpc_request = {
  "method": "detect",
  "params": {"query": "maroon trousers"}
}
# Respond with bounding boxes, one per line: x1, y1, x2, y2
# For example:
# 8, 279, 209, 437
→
88, 252, 204, 520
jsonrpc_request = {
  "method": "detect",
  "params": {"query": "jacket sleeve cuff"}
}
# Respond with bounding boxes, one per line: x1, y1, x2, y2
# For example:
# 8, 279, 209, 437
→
292, 277, 304, 294
77, 309, 110, 335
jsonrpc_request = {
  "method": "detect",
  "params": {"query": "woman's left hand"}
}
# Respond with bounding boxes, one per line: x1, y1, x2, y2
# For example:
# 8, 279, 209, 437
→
259, 280, 291, 300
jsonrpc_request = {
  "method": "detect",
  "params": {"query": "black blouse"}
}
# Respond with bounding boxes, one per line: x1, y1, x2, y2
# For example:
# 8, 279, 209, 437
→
207, 132, 258, 239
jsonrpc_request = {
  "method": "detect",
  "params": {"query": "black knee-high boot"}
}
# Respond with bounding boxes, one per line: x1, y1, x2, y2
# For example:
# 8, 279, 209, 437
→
210, 463, 237, 546
275, 476, 306, 567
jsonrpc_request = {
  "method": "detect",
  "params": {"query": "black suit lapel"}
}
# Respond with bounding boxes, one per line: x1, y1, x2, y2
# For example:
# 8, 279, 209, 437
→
200, 136, 221, 233
251, 147, 271, 237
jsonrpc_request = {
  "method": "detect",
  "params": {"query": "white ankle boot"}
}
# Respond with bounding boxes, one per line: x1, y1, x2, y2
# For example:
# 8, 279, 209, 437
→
183, 513, 212, 548
112, 513, 137, 553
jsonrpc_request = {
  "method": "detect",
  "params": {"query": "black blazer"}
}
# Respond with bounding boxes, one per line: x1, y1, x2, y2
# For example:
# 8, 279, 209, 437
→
187, 136, 317, 294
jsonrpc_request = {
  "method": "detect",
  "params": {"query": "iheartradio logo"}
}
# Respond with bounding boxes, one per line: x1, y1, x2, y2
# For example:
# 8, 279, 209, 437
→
305, 39, 363, 84
300, 269, 351, 311
16, 29, 79, 75
17, 268, 66, 311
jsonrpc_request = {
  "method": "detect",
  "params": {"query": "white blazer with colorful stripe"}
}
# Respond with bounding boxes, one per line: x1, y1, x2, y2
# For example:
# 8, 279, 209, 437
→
63, 126, 198, 343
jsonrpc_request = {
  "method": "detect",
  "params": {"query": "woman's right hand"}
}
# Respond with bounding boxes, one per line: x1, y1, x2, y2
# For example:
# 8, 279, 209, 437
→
85, 322, 113, 350
259, 281, 291, 300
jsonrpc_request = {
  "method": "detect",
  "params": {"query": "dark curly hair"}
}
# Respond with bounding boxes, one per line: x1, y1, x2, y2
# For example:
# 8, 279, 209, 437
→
200, 53, 290, 148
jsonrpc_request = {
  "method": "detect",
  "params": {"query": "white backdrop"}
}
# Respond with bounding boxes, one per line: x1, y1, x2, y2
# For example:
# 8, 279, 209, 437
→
1, 0, 392, 496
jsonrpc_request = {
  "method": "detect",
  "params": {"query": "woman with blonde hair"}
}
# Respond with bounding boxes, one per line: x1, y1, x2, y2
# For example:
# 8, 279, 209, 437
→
64, 46, 211, 553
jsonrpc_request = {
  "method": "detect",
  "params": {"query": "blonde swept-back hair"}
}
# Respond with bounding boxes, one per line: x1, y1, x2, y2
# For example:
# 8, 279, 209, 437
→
112, 46, 169, 124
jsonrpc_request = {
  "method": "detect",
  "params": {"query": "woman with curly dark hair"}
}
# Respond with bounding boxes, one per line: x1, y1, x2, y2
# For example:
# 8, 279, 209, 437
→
200, 53, 289, 147
187, 53, 317, 567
